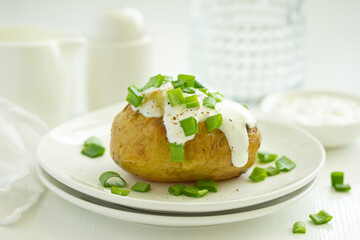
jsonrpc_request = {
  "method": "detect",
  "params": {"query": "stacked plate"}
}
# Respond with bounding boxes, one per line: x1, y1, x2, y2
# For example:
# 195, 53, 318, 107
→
37, 103, 325, 227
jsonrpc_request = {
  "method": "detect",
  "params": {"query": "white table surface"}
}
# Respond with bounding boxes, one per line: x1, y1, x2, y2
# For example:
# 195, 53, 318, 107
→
1, 135, 359, 240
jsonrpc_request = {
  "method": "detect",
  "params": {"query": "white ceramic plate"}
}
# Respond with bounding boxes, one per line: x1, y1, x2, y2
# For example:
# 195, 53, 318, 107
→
38, 166, 318, 227
38, 102, 325, 213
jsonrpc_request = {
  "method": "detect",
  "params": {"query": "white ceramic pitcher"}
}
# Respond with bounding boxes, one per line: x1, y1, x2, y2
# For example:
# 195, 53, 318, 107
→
0, 26, 86, 126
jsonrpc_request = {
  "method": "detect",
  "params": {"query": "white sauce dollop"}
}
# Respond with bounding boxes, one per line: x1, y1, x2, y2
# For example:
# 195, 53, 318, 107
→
270, 94, 360, 126
132, 83, 256, 167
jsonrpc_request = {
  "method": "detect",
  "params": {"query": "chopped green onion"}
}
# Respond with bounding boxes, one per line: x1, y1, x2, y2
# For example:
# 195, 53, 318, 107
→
249, 167, 267, 182
207, 92, 222, 102
293, 221, 306, 234
183, 185, 208, 198
266, 166, 280, 176
243, 104, 249, 109
99, 171, 127, 187
196, 179, 218, 192
334, 184, 351, 192
172, 79, 184, 89
131, 84, 142, 92
309, 210, 333, 225
206, 114, 223, 133
178, 74, 195, 88
161, 75, 173, 83
198, 88, 208, 94
131, 181, 151, 192
184, 95, 200, 108
276, 156, 296, 171
126, 86, 143, 108
81, 144, 105, 158
111, 186, 130, 196
180, 116, 198, 136
141, 74, 163, 91
194, 80, 205, 89
203, 96, 217, 109
84, 136, 102, 147
331, 172, 344, 186
169, 143, 185, 162
167, 88, 185, 106
182, 88, 196, 94
258, 151, 278, 163
168, 184, 186, 196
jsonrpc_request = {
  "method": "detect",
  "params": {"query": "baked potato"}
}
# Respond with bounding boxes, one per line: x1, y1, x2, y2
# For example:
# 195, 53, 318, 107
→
110, 104, 261, 182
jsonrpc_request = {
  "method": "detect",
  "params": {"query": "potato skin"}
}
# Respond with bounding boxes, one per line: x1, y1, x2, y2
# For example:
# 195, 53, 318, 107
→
110, 104, 261, 182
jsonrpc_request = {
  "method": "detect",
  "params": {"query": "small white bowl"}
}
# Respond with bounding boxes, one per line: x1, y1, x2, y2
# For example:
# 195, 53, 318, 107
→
260, 90, 360, 148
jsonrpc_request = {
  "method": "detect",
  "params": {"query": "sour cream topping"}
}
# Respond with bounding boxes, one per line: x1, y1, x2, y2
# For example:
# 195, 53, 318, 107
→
132, 82, 256, 167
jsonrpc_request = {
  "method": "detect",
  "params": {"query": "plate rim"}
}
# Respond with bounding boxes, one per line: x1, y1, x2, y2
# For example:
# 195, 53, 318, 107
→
37, 103, 326, 213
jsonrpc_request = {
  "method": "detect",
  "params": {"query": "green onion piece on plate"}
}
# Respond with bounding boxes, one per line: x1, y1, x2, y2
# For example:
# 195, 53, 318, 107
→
206, 114, 223, 133
126, 86, 143, 108
167, 88, 185, 106
99, 171, 127, 187
169, 143, 185, 162
266, 166, 280, 176
203, 96, 217, 109
309, 210, 333, 224
182, 88, 196, 94
131, 181, 151, 192
180, 116, 198, 136
168, 184, 186, 196
141, 74, 163, 91
81, 144, 105, 158
207, 92, 222, 102
196, 179, 218, 192
84, 136, 102, 147
334, 183, 351, 192
293, 221, 306, 234
194, 80, 205, 89
276, 156, 296, 171
331, 172, 344, 186
183, 185, 208, 198
258, 151, 278, 163
111, 186, 130, 196
249, 167, 267, 182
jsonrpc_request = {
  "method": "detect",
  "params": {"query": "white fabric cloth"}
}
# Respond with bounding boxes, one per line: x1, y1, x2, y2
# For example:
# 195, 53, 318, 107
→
0, 99, 48, 225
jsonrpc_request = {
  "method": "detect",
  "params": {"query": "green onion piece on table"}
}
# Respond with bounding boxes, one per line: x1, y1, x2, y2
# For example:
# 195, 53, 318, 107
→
258, 151, 278, 163
196, 179, 218, 192
276, 156, 296, 171
126, 86, 143, 108
111, 186, 130, 196
167, 88, 185, 106
334, 184, 351, 192
180, 116, 198, 136
141, 74, 163, 91
309, 210, 333, 225
331, 172, 344, 186
293, 221, 306, 234
206, 114, 223, 133
203, 96, 217, 109
266, 166, 280, 176
207, 92, 222, 102
194, 80, 205, 89
169, 143, 185, 162
182, 88, 196, 94
183, 185, 208, 198
81, 144, 105, 158
172, 79, 184, 89
131, 182, 151, 192
84, 136, 102, 147
168, 184, 186, 196
99, 171, 127, 187
249, 167, 267, 182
